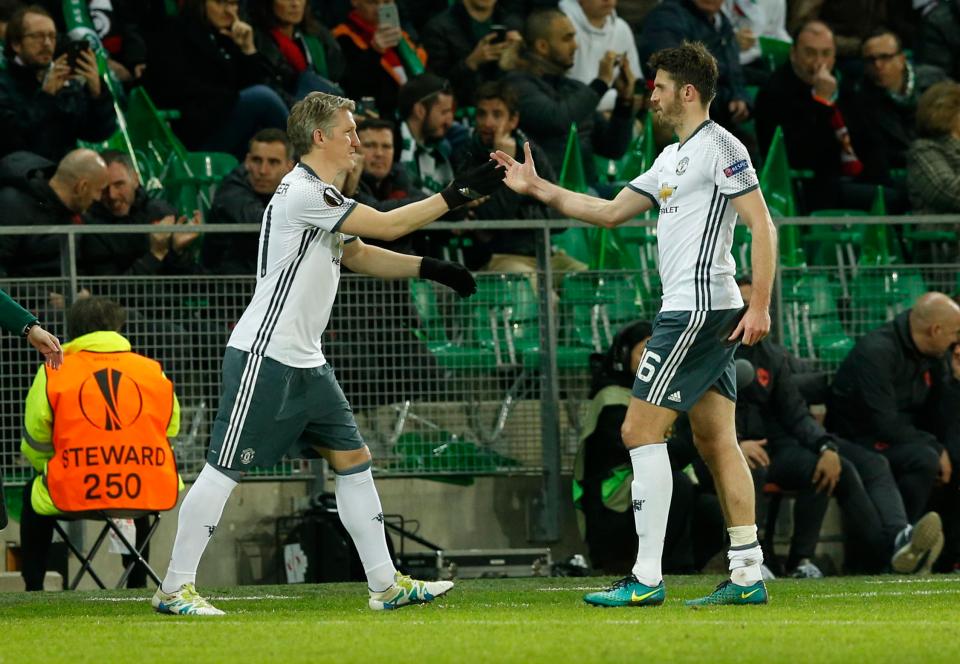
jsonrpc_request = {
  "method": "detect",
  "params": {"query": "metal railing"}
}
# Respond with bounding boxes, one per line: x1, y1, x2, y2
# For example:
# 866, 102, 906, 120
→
1, 215, 958, 542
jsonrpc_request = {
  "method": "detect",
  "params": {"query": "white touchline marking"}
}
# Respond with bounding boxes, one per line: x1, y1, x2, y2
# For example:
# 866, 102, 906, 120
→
864, 577, 960, 585
816, 589, 960, 599
85, 595, 297, 602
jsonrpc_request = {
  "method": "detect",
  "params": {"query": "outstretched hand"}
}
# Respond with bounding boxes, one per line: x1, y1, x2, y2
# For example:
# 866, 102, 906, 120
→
490, 141, 539, 196
27, 325, 63, 369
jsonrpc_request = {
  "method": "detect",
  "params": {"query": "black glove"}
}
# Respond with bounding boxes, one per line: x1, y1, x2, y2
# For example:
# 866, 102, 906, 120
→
440, 159, 506, 209
420, 257, 477, 298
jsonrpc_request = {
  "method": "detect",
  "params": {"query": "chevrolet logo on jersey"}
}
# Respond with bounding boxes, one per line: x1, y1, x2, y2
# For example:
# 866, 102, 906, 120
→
659, 184, 676, 203
659, 184, 679, 214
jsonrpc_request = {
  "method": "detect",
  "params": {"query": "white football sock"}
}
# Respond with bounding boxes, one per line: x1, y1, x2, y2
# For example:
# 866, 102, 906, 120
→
629, 443, 673, 587
162, 463, 237, 593
727, 525, 763, 585
335, 467, 397, 592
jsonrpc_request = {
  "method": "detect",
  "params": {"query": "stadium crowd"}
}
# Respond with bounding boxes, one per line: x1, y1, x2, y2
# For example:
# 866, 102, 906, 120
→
1, 0, 959, 581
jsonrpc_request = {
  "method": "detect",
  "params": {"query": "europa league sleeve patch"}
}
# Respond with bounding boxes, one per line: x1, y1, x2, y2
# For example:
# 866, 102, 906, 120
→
323, 187, 345, 207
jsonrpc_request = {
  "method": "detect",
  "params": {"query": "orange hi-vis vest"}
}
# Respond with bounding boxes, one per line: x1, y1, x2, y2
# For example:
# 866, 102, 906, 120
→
44, 350, 178, 513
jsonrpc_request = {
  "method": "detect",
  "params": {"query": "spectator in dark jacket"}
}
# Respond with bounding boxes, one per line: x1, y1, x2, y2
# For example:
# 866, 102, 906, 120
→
332, 0, 427, 121
846, 28, 946, 182
736, 278, 941, 575
0, 148, 107, 279
249, 0, 346, 107
638, 0, 751, 140
203, 128, 293, 275
0, 5, 116, 161
827, 293, 960, 525
82, 150, 201, 276
338, 117, 427, 256
503, 8, 634, 186
455, 80, 585, 274
915, 0, 960, 80
421, 0, 523, 107
144, 0, 288, 157
907, 80, 960, 215
754, 20, 880, 211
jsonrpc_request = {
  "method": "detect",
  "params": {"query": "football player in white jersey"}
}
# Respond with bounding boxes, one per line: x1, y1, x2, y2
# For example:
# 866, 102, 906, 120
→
152, 92, 505, 615
492, 42, 778, 606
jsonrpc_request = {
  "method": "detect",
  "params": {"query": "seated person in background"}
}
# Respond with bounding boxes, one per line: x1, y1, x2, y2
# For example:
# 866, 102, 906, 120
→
83, 150, 201, 276
0, 149, 107, 279
144, 0, 288, 157
0, 5, 116, 161
574, 320, 725, 575
203, 129, 294, 275
722, 0, 791, 85
754, 20, 879, 211
846, 28, 947, 185
332, 0, 427, 122
19, 297, 181, 591
338, 117, 426, 255
560, 0, 642, 112
455, 80, 585, 274
915, 0, 960, 81
397, 73, 456, 197
734, 277, 942, 576
421, 0, 523, 107
504, 8, 634, 186
907, 80, 960, 215
827, 293, 960, 535
639, 0, 752, 141
249, 0, 346, 106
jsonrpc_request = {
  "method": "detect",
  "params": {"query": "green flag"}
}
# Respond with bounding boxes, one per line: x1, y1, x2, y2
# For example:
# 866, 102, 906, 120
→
760, 126, 804, 267
559, 123, 587, 193
860, 186, 893, 265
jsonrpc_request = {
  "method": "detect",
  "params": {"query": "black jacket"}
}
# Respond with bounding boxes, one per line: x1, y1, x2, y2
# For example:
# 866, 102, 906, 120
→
82, 188, 196, 276
827, 310, 960, 457
353, 164, 427, 256
0, 59, 116, 161
754, 63, 851, 180
253, 25, 346, 106
845, 64, 948, 180
735, 340, 834, 454
0, 172, 79, 278
420, 2, 522, 106
502, 69, 632, 185
638, 0, 747, 124
144, 17, 274, 148
203, 166, 269, 275
916, 0, 960, 81
454, 130, 556, 257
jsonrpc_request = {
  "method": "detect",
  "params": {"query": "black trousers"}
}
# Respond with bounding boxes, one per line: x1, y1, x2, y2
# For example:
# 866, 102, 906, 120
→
869, 442, 941, 523
836, 441, 909, 573
765, 441, 909, 572
20, 478, 151, 591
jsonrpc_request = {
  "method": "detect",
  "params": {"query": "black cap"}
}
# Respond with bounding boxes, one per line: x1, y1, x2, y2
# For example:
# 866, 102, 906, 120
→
398, 73, 452, 120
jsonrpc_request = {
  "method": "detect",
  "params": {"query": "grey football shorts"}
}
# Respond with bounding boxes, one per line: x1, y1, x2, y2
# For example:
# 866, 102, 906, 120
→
631, 308, 744, 411
207, 347, 365, 473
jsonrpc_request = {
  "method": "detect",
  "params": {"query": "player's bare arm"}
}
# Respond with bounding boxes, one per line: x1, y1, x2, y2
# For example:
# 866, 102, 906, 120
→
492, 142, 654, 227
728, 188, 777, 346
340, 160, 505, 241
341, 239, 477, 297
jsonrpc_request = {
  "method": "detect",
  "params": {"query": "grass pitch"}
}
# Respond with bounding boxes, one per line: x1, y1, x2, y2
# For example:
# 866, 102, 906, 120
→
2, 575, 959, 664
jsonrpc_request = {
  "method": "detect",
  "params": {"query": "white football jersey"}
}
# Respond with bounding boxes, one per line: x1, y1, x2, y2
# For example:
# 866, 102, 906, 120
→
228, 163, 357, 368
628, 120, 758, 312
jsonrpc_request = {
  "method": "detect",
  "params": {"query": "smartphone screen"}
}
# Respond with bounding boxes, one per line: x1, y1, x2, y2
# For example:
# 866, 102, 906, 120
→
67, 40, 91, 70
377, 3, 400, 30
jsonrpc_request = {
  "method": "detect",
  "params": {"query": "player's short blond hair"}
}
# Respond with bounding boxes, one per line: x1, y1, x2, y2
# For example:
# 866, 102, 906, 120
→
287, 92, 356, 157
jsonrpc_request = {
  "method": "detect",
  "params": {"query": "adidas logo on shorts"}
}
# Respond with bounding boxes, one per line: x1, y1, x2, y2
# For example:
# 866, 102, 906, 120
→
667, 391, 682, 403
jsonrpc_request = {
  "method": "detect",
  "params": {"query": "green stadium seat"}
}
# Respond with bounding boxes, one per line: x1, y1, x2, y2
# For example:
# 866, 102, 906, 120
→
759, 36, 791, 71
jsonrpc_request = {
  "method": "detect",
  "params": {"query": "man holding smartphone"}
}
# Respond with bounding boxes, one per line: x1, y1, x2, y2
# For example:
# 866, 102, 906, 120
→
421, 0, 523, 106
0, 5, 115, 160
333, 1, 427, 122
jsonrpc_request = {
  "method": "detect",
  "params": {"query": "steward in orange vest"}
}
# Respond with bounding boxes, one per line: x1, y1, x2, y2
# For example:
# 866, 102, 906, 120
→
21, 329, 181, 516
